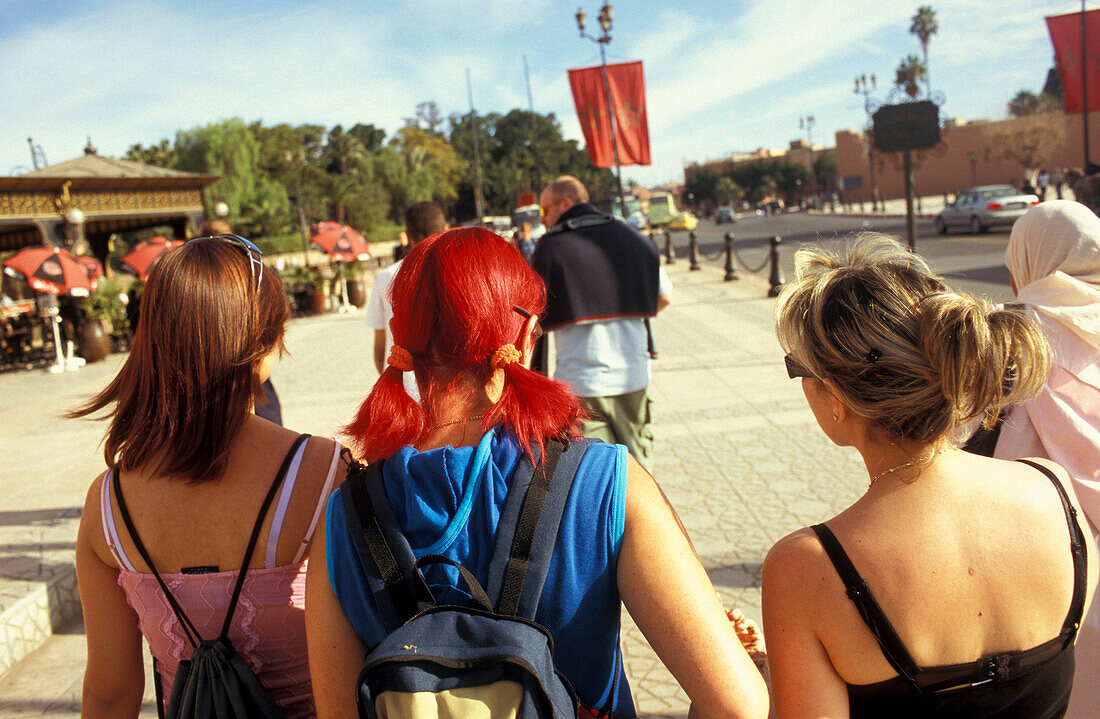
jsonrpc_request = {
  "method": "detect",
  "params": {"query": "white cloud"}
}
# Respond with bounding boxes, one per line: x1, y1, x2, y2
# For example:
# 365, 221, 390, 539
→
0, 0, 1074, 189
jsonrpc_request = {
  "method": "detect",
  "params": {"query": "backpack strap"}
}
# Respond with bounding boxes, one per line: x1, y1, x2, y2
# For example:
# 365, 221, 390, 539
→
340, 459, 433, 632
488, 438, 586, 619
112, 433, 309, 646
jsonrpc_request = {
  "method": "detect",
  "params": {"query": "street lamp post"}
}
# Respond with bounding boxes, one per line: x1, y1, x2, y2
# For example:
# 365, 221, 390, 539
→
576, 3, 627, 218
799, 115, 815, 149
854, 73, 879, 211
285, 149, 309, 266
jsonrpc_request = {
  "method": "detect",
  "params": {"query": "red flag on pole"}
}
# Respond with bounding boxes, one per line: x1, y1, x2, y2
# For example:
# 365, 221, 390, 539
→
1046, 9, 1100, 114
568, 61, 651, 167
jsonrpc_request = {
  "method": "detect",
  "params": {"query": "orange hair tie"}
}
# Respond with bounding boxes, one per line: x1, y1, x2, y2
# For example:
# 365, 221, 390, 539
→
387, 345, 414, 372
490, 344, 521, 370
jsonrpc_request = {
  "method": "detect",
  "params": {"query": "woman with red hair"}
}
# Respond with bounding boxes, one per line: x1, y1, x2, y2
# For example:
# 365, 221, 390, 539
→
306, 227, 768, 718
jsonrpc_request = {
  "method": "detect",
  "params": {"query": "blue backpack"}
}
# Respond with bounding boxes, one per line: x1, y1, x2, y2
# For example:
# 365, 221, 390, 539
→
340, 438, 587, 719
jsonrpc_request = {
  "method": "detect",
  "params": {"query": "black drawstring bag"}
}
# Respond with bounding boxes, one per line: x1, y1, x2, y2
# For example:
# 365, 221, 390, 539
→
112, 434, 309, 719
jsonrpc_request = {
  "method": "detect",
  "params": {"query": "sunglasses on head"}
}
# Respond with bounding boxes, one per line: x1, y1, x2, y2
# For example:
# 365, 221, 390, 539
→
512, 305, 544, 341
784, 354, 814, 380
196, 234, 264, 292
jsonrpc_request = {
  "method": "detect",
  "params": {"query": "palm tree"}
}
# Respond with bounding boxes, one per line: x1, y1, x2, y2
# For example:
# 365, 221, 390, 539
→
895, 55, 928, 100
910, 5, 938, 98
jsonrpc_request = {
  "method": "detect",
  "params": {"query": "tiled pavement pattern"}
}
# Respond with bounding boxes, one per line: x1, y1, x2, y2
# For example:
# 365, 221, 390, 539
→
0, 247, 869, 716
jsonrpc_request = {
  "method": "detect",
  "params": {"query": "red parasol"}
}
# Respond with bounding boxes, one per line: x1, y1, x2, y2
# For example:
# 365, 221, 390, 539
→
121, 236, 185, 280
76, 255, 104, 287
309, 222, 371, 262
2, 245, 95, 296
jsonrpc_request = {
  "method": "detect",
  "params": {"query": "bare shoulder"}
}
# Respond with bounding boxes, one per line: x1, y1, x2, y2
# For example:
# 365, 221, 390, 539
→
77, 470, 115, 567
763, 527, 831, 592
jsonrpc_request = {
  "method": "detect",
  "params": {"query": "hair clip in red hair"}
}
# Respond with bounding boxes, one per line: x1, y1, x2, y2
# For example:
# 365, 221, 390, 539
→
490, 344, 521, 370
387, 345, 414, 372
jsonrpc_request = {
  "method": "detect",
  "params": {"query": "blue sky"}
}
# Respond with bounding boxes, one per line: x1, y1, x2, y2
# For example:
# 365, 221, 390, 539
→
0, 0, 1083, 187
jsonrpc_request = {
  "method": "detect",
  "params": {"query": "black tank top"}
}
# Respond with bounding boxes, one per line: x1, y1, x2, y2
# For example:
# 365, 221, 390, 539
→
811, 459, 1088, 718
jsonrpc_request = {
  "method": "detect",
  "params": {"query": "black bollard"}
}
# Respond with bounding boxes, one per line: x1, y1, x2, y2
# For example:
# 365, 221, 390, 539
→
767, 235, 785, 297
723, 232, 739, 281
664, 228, 675, 264
688, 230, 700, 271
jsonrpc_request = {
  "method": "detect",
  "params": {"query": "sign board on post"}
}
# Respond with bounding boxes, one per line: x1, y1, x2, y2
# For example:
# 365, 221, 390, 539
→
872, 101, 940, 153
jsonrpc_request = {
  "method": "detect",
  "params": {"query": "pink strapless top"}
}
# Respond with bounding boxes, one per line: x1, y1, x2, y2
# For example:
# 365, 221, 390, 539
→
101, 440, 341, 719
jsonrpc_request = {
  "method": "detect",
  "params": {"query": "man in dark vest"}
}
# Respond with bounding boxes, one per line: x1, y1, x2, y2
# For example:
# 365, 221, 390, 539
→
532, 175, 671, 472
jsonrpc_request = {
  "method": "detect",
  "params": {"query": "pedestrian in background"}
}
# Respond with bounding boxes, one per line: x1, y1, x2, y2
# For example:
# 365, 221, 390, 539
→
998, 200, 1100, 718
364, 202, 445, 399
1038, 168, 1051, 201
1052, 166, 1067, 200
392, 230, 410, 262
532, 175, 670, 472
71, 237, 343, 718
764, 234, 1095, 718
307, 227, 768, 719
514, 221, 535, 263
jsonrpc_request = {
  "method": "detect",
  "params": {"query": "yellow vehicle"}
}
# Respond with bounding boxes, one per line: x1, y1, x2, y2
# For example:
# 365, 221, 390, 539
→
668, 211, 699, 231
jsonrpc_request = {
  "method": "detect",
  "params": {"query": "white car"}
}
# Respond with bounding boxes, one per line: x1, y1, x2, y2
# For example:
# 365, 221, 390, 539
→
935, 185, 1039, 234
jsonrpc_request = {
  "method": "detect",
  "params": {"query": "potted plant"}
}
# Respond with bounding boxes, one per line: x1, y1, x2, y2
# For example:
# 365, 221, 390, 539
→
344, 260, 368, 308
79, 278, 127, 361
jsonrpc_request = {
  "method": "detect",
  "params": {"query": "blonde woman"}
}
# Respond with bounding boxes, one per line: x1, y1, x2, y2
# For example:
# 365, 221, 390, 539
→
763, 235, 1096, 718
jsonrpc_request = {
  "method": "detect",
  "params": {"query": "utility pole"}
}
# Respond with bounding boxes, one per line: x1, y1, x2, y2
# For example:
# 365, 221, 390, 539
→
1083, 0, 1092, 172
523, 55, 543, 190
466, 68, 486, 222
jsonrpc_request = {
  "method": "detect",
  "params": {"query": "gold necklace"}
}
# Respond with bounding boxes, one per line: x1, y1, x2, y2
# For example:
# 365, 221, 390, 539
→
428, 414, 484, 432
869, 447, 948, 486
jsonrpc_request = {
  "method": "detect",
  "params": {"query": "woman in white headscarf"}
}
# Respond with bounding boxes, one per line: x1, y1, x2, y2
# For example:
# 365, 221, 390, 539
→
1002, 199, 1100, 717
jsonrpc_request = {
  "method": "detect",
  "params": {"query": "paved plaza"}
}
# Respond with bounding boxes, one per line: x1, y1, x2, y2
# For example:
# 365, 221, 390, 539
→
0, 248, 868, 717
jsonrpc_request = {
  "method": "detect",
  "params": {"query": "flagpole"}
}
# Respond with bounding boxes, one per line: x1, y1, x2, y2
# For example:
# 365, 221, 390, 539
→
577, 3, 627, 218
599, 42, 627, 217
1083, 0, 1091, 171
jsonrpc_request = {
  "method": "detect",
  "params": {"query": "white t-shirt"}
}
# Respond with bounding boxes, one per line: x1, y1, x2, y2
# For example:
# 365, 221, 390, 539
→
552, 266, 672, 398
364, 261, 420, 399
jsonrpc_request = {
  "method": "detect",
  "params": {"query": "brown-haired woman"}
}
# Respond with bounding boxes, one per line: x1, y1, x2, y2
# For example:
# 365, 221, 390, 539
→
763, 234, 1097, 718
72, 236, 343, 718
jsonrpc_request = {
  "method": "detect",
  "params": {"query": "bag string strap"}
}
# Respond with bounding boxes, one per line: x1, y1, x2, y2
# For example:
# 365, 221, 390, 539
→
496, 439, 564, 617
345, 460, 434, 626
111, 433, 310, 646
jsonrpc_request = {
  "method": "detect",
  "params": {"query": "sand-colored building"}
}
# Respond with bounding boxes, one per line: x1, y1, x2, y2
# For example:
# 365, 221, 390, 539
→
836, 111, 1098, 203
691, 111, 1097, 205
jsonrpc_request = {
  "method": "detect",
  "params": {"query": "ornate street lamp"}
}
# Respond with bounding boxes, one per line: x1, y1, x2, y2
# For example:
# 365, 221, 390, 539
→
854, 73, 880, 211
799, 115, 815, 148
576, 3, 627, 217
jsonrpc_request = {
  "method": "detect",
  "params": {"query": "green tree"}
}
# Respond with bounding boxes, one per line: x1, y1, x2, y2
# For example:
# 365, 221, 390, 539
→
684, 165, 722, 207
347, 123, 387, 153
813, 153, 839, 193
448, 109, 615, 219
386, 125, 462, 217
404, 101, 446, 136
123, 139, 176, 168
174, 118, 292, 238
324, 125, 366, 176
994, 115, 1066, 173
895, 55, 927, 100
715, 176, 744, 205
909, 5, 938, 98
1007, 90, 1061, 118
